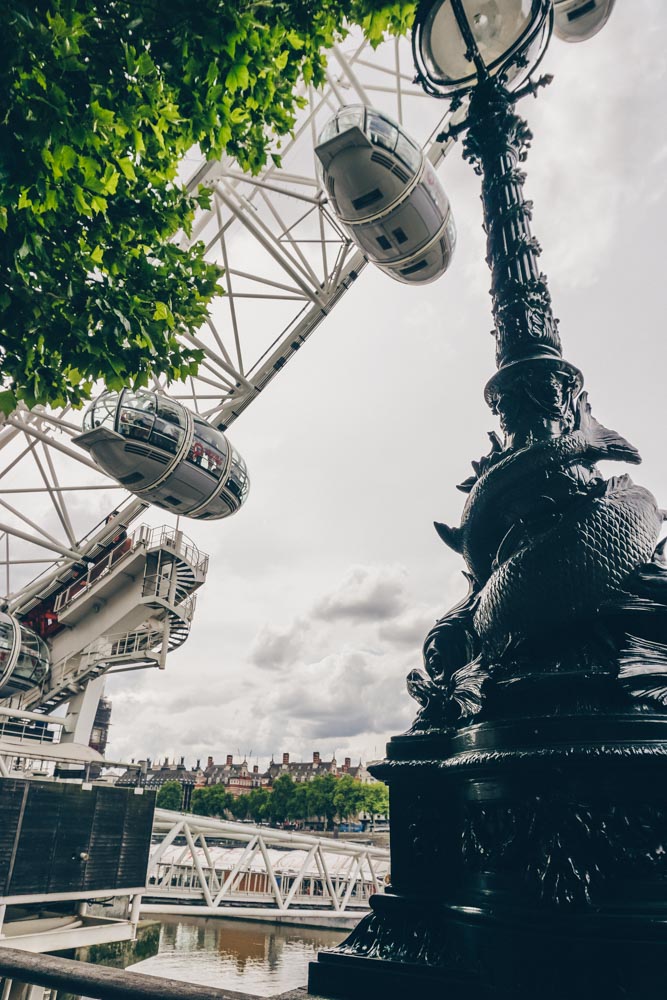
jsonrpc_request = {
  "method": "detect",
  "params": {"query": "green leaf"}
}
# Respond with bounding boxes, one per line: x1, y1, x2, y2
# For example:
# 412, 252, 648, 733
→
286, 30, 305, 49
53, 144, 77, 173
72, 184, 91, 214
225, 63, 250, 92
153, 301, 174, 327
0, 391, 16, 416
229, 106, 249, 124
90, 100, 115, 124
101, 164, 120, 194
116, 157, 137, 181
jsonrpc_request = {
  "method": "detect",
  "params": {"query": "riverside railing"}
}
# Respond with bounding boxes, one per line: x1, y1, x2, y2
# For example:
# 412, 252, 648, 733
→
0, 947, 297, 1000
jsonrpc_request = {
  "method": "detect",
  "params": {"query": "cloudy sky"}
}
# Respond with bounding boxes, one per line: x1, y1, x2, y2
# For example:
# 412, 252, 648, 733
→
102, 1, 667, 770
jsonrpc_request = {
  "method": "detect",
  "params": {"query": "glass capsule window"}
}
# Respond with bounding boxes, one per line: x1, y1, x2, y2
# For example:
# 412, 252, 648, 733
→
0, 617, 15, 680
117, 390, 186, 455
0, 615, 49, 695
335, 105, 366, 135
422, 162, 450, 215
118, 390, 156, 441
13, 627, 49, 690
157, 397, 187, 429
225, 450, 250, 502
367, 111, 399, 153
445, 212, 457, 251
82, 393, 117, 433
395, 133, 422, 174
318, 118, 339, 145
188, 418, 229, 480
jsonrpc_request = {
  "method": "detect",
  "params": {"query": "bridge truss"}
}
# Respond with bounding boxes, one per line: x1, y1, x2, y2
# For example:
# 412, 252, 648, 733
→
142, 808, 390, 927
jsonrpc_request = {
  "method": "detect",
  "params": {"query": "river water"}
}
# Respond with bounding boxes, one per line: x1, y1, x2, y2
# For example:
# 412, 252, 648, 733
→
129, 916, 348, 996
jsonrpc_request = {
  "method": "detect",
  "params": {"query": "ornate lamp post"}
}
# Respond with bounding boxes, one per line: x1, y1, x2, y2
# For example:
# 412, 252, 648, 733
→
310, 2, 667, 998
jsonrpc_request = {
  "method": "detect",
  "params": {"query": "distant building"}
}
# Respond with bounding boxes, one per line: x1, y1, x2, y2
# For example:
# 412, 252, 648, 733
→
341, 758, 375, 785
89, 695, 112, 757
88, 695, 113, 780
117, 750, 377, 805
117, 756, 206, 810
264, 752, 376, 786
204, 755, 267, 797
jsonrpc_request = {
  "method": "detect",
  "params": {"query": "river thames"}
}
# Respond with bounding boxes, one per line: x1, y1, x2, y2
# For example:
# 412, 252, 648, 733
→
129, 916, 347, 995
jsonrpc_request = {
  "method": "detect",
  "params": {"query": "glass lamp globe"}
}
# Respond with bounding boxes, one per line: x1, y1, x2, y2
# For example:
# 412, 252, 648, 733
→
553, 0, 616, 42
413, 0, 552, 97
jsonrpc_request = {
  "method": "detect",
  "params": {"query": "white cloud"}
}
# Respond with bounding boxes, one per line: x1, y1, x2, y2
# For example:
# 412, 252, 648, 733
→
250, 618, 311, 670
312, 564, 408, 623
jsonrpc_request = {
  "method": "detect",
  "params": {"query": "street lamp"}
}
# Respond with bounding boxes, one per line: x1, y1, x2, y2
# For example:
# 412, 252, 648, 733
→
310, 1, 667, 999
412, 0, 552, 97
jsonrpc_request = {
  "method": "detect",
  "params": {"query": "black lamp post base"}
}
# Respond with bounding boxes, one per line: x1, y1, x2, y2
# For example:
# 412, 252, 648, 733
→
309, 893, 667, 1000
309, 717, 667, 1000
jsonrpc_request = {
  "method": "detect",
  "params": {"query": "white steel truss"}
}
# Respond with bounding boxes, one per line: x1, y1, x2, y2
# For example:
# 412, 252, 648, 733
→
144, 808, 390, 921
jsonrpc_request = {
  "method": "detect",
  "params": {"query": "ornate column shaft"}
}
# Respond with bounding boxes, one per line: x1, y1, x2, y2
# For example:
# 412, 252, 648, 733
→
465, 77, 562, 370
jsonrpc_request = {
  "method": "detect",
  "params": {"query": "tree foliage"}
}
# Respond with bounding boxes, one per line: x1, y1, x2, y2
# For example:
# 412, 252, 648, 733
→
268, 773, 297, 825
333, 773, 366, 822
246, 787, 272, 823
359, 781, 389, 825
191, 782, 232, 817
186, 772, 388, 828
1, 0, 415, 414
156, 778, 184, 810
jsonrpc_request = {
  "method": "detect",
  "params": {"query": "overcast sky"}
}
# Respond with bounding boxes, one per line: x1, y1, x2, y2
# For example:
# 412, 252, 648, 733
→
104, 1, 667, 771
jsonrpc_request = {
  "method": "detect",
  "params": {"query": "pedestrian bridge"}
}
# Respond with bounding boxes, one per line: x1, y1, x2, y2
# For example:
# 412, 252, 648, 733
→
141, 808, 390, 929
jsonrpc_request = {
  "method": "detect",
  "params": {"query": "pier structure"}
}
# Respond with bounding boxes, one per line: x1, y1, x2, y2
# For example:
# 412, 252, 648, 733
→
142, 809, 389, 930
0, 772, 154, 957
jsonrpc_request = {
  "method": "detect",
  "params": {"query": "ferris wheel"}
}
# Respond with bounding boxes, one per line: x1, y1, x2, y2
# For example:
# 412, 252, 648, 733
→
0, 0, 621, 752
0, 32, 466, 732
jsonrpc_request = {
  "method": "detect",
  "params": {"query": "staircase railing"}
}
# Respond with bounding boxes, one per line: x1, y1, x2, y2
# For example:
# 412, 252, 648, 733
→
53, 524, 208, 614
136, 524, 209, 576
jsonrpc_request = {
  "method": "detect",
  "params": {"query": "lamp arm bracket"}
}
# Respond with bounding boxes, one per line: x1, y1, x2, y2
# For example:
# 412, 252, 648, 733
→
436, 118, 469, 145
436, 73, 553, 146
512, 73, 554, 103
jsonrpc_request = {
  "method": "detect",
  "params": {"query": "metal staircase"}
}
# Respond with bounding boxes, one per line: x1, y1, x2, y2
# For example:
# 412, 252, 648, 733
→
4, 525, 208, 715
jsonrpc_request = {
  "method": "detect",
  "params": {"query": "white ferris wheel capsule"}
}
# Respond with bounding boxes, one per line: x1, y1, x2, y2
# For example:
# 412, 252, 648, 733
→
0, 612, 50, 697
315, 105, 456, 284
553, 0, 616, 42
74, 390, 250, 520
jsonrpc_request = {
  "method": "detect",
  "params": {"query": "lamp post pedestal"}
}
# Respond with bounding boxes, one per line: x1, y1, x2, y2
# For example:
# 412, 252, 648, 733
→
310, 718, 667, 1000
